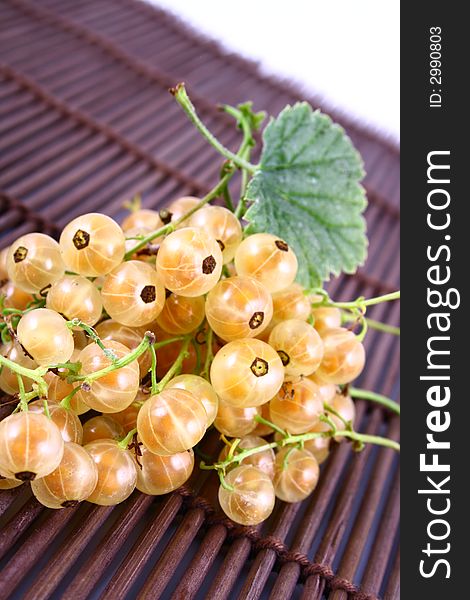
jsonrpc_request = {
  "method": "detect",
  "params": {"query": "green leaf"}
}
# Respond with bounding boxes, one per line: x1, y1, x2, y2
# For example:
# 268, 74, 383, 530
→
244, 103, 368, 288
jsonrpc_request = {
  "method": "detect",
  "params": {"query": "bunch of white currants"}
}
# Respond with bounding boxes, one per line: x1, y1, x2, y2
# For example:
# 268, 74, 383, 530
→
0, 197, 366, 525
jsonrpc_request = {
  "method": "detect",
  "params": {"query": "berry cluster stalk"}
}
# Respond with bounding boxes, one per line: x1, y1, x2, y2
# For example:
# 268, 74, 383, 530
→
124, 86, 262, 259
200, 412, 400, 491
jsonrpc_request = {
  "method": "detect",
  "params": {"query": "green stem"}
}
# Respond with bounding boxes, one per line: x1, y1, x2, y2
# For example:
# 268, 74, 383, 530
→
324, 402, 351, 430
224, 104, 256, 204
219, 163, 236, 212
220, 434, 233, 448
171, 83, 257, 173
360, 291, 400, 307
201, 441, 279, 471
218, 470, 234, 492
24, 389, 39, 403
317, 291, 400, 311
48, 361, 82, 376
222, 186, 235, 212
282, 446, 296, 470
253, 414, 286, 437
68, 319, 117, 363
1, 326, 12, 345
334, 290, 400, 309
365, 318, 400, 335
202, 417, 400, 475
349, 387, 400, 416
125, 235, 146, 242
125, 96, 258, 259
191, 338, 202, 376
16, 374, 28, 412
227, 438, 241, 460
200, 327, 213, 380
341, 313, 400, 336
279, 429, 400, 452
153, 336, 187, 351
322, 430, 400, 451
118, 427, 138, 450
356, 317, 368, 343
43, 398, 51, 419
319, 413, 338, 434
124, 172, 232, 259
234, 181, 249, 219
70, 332, 154, 383
0, 355, 48, 397
60, 385, 81, 410
2, 298, 46, 316
154, 335, 192, 394
224, 105, 257, 219
149, 344, 158, 395
2, 307, 31, 316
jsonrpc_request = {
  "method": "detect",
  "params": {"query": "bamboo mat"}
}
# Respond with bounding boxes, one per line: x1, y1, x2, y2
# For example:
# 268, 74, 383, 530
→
0, 2, 400, 598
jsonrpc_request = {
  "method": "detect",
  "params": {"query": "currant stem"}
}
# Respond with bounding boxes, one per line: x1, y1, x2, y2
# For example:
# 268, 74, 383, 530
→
125, 97, 258, 258
154, 335, 192, 394
253, 414, 286, 437
149, 344, 158, 395
1, 325, 11, 345
171, 83, 257, 173
43, 398, 51, 419
2, 304, 42, 316
349, 387, 400, 415
223, 104, 257, 211
190, 338, 201, 375
319, 413, 338, 434
218, 470, 235, 492
360, 291, 400, 307
48, 361, 82, 376
227, 438, 241, 460
0, 354, 48, 398
16, 374, 28, 411
203, 415, 400, 476
153, 336, 187, 350
342, 313, 400, 336
219, 162, 236, 212
220, 434, 233, 448
67, 319, 117, 362
2, 296, 46, 317
118, 427, 138, 450
24, 389, 39, 403
60, 385, 80, 410
124, 172, 232, 259
70, 332, 155, 383
206, 441, 278, 471
311, 290, 400, 313
222, 186, 235, 212
364, 318, 400, 336
282, 446, 296, 470
323, 430, 400, 451
356, 318, 368, 342
282, 429, 400, 451
323, 402, 351, 430
200, 327, 213, 381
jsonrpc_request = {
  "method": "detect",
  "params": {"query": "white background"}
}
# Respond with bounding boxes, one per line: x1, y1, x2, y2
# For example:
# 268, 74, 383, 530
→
148, 0, 400, 141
